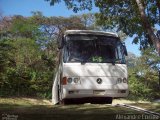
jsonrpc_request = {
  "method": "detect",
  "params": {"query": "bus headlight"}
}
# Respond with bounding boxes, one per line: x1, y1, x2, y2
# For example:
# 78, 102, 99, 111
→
67, 78, 72, 83
67, 77, 80, 84
73, 77, 80, 83
117, 78, 122, 83
117, 78, 128, 84
123, 78, 127, 83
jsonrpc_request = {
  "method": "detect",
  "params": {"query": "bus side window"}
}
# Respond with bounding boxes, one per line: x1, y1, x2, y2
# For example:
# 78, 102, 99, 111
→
123, 45, 128, 56
63, 46, 68, 63
115, 43, 126, 63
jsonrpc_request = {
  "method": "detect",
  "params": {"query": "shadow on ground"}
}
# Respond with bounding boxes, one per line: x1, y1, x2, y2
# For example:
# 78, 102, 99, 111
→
0, 102, 159, 120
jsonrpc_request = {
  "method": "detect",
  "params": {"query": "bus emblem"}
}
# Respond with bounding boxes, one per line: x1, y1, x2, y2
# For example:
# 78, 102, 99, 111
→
97, 78, 102, 84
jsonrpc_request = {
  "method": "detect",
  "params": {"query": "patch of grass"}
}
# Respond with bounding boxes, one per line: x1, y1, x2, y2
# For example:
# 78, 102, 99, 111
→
113, 98, 160, 113
0, 104, 141, 120
0, 97, 51, 106
129, 103, 160, 113
0, 98, 159, 120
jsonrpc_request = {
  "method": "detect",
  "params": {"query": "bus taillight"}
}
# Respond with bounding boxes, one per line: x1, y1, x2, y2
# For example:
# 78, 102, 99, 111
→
62, 77, 67, 85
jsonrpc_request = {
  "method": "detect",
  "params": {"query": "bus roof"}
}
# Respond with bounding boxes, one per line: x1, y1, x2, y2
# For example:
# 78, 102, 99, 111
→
65, 30, 119, 38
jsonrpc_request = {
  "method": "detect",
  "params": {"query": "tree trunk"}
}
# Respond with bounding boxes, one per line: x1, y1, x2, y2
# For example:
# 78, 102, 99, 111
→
136, 0, 160, 56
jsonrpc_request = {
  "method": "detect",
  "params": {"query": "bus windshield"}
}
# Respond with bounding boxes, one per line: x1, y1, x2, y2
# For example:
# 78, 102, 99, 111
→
63, 35, 126, 64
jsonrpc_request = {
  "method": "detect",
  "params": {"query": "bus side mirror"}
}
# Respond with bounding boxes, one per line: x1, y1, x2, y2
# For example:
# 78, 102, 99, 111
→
123, 45, 128, 56
58, 36, 64, 49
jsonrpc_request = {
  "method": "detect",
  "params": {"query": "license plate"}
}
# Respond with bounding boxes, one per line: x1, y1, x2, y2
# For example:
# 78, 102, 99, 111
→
93, 90, 105, 95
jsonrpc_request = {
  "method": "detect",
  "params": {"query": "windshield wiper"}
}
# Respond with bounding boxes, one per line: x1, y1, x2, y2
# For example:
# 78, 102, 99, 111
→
69, 57, 82, 62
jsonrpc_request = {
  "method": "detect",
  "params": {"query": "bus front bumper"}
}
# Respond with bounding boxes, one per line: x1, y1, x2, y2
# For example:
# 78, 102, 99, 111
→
62, 88, 129, 99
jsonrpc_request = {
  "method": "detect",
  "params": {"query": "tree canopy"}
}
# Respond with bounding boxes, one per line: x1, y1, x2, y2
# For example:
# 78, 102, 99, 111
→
46, 0, 160, 55
0, 12, 97, 97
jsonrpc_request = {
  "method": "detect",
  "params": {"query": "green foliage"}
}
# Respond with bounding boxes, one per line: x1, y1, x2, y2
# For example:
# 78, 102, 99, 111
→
45, 0, 92, 12
92, 56, 103, 62
11, 15, 40, 39
128, 69, 158, 101
0, 15, 55, 98
0, 12, 97, 98
0, 37, 55, 98
127, 49, 160, 101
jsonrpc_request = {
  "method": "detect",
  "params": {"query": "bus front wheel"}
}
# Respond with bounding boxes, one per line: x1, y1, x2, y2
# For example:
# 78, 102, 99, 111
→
107, 97, 112, 104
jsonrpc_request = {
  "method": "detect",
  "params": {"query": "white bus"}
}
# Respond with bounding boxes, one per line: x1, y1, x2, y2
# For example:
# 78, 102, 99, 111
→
52, 30, 128, 105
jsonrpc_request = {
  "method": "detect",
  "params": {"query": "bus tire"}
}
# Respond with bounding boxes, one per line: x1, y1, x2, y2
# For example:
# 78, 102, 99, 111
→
107, 97, 112, 104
